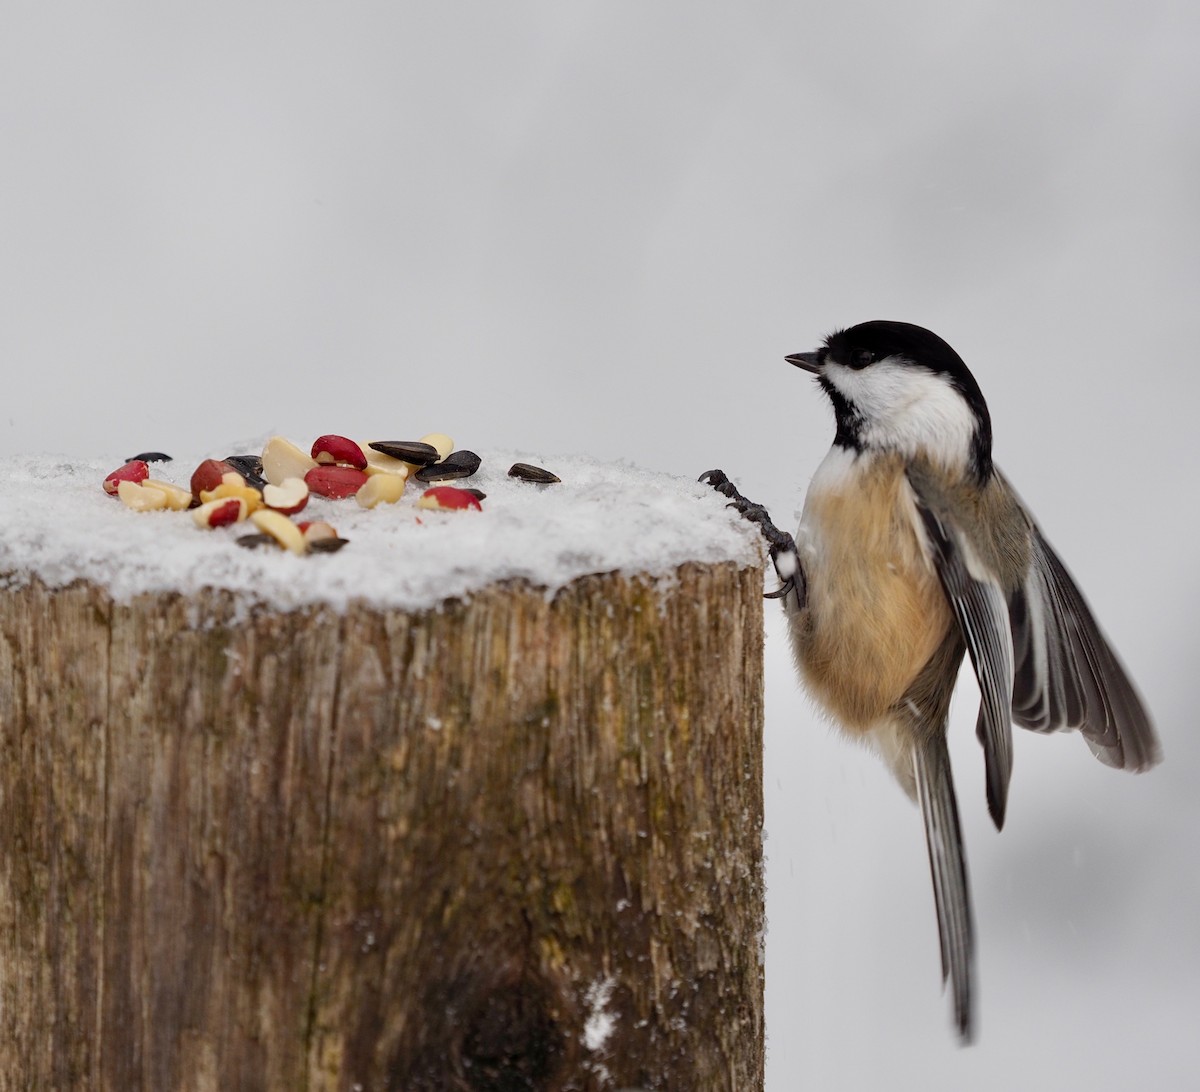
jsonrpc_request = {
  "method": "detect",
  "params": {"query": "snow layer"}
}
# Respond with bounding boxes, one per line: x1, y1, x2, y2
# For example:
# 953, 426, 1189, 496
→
0, 448, 761, 612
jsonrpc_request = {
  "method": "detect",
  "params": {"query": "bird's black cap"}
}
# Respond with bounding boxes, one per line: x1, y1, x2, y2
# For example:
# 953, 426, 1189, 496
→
787, 320, 994, 481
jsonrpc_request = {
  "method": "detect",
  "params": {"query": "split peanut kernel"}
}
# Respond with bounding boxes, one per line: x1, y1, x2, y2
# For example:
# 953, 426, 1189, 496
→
192, 497, 248, 529
250, 509, 308, 555
199, 472, 264, 513
143, 479, 194, 511
117, 479, 169, 511
262, 436, 318, 486
262, 477, 310, 515
356, 472, 407, 509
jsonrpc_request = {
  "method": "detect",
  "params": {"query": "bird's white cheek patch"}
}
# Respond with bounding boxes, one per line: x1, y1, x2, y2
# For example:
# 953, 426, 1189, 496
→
824, 359, 977, 471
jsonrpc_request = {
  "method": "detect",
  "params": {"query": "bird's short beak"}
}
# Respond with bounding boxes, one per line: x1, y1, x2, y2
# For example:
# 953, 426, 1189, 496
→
785, 351, 822, 374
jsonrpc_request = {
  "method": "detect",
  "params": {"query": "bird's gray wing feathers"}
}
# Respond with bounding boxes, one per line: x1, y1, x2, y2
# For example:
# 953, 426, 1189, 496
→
912, 472, 1161, 832
913, 499, 1016, 830
913, 735, 975, 1044
1010, 528, 1160, 771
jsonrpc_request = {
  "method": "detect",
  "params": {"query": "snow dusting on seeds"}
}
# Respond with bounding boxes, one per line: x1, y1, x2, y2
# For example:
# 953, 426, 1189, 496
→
0, 436, 762, 613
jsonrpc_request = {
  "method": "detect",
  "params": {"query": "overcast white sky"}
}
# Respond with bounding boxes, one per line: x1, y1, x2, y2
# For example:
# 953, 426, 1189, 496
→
4, 2, 1198, 1088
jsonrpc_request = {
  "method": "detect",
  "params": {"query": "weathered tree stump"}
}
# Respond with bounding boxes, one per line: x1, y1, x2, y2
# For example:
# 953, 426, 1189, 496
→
0, 542, 764, 1090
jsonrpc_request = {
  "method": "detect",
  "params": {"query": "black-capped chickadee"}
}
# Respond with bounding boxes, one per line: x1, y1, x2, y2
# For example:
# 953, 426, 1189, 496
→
702, 319, 1160, 1042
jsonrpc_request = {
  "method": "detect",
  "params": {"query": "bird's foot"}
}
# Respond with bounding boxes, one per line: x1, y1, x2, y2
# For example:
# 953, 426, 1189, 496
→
699, 470, 805, 606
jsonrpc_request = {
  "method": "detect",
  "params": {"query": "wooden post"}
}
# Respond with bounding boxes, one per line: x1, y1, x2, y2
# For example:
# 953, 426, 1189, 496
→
0, 560, 764, 1090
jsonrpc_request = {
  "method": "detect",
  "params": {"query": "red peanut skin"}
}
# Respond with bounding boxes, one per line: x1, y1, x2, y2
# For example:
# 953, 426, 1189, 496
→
190, 459, 240, 502
311, 435, 367, 469
206, 499, 244, 527
420, 486, 482, 511
305, 466, 368, 499
103, 460, 150, 495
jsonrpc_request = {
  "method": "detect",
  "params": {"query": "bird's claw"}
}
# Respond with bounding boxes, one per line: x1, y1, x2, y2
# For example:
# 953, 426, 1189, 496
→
763, 577, 797, 600
698, 468, 737, 499
700, 468, 806, 607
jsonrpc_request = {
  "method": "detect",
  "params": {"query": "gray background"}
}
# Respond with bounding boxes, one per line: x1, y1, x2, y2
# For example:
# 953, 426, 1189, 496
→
4, 2, 1197, 1088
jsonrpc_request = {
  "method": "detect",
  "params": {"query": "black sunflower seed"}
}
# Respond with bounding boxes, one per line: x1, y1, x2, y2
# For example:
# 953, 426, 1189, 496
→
127, 451, 173, 463
236, 533, 277, 550
308, 537, 351, 553
224, 454, 264, 478
463, 488, 487, 501
508, 462, 560, 484
368, 441, 441, 465
414, 449, 481, 482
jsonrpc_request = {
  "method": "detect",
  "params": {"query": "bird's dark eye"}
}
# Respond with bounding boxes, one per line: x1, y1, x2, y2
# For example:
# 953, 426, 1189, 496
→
850, 349, 874, 369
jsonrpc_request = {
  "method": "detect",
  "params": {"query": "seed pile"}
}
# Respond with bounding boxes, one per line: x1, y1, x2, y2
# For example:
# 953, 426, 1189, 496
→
0, 447, 768, 613
102, 434, 559, 556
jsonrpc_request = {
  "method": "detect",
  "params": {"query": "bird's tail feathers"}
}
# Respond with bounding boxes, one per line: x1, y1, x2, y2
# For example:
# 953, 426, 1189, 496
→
913, 736, 976, 1044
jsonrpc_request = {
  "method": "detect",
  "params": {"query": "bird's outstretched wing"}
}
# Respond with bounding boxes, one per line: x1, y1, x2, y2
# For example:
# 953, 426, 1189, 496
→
1008, 527, 1160, 770
909, 470, 1160, 830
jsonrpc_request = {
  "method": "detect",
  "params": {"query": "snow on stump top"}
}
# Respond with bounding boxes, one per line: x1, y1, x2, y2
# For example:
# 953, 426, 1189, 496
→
0, 448, 761, 610
0, 446, 767, 1091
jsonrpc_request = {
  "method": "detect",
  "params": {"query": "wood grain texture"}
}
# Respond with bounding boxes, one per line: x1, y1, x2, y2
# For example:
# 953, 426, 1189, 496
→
0, 561, 764, 1091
